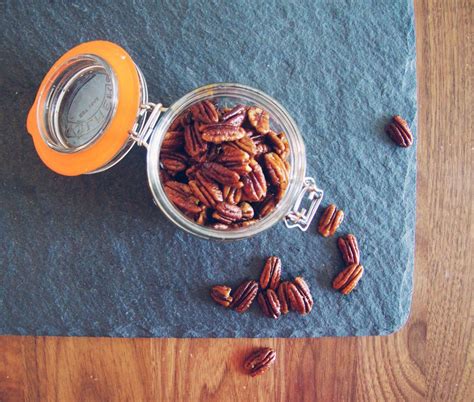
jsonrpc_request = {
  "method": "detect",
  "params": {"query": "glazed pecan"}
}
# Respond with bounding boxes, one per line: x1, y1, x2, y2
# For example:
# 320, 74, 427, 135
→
189, 171, 223, 208
242, 160, 267, 202
230, 280, 258, 313
210, 285, 233, 307
212, 202, 243, 224
164, 181, 202, 214
239, 202, 254, 220
222, 104, 247, 126
201, 125, 246, 143
234, 219, 258, 228
247, 106, 270, 134
332, 263, 364, 295
161, 152, 187, 174
195, 207, 208, 225
244, 347, 276, 377
231, 136, 257, 156
337, 234, 360, 265
216, 144, 251, 175
264, 152, 289, 198
190, 100, 219, 124
169, 110, 191, 130
255, 143, 271, 156
258, 289, 281, 319
277, 281, 291, 315
386, 115, 414, 147
267, 131, 290, 159
184, 121, 207, 159
259, 195, 277, 218
259, 256, 281, 290
201, 162, 241, 186
161, 130, 184, 152
318, 204, 344, 237
223, 185, 243, 205
287, 277, 313, 315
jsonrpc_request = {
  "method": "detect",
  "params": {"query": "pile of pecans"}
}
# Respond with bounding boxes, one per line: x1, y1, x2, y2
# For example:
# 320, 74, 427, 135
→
159, 101, 291, 230
211, 256, 313, 318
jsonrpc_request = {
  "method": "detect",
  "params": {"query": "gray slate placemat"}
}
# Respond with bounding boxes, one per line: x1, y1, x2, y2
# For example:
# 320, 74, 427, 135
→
0, 0, 416, 337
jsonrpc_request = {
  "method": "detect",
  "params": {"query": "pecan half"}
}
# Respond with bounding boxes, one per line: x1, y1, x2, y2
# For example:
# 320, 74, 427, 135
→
161, 152, 187, 174
318, 204, 344, 237
337, 234, 360, 265
258, 289, 281, 319
386, 115, 413, 147
287, 277, 313, 315
190, 100, 219, 124
233, 219, 258, 228
161, 130, 184, 152
202, 125, 246, 143
210, 285, 233, 307
259, 256, 282, 290
212, 202, 243, 224
189, 171, 223, 208
201, 162, 241, 186
247, 106, 270, 134
223, 185, 242, 205
195, 207, 208, 225
264, 152, 289, 194
244, 347, 276, 377
216, 144, 251, 175
230, 280, 258, 313
277, 281, 291, 315
164, 181, 202, 214
222, 104, 247, 126
332, 263, 364, 295
259, 195, 277, 218
232, 136, 257, 156
239, 202, 254, 220
242, 160, 267, 202
184, 121, 207, 159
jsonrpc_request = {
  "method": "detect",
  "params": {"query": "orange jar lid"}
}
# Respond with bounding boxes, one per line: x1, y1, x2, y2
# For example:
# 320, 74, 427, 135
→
26, 40, 142, 176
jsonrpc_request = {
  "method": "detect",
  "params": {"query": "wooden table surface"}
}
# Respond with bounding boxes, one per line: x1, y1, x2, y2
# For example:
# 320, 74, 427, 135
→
1, 1, 472, 401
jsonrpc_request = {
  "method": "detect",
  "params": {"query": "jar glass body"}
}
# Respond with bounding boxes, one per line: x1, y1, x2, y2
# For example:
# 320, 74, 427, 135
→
147, 83, 307, 241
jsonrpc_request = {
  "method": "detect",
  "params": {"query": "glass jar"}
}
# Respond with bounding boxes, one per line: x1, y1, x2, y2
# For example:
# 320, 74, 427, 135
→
27, 40, 323, 241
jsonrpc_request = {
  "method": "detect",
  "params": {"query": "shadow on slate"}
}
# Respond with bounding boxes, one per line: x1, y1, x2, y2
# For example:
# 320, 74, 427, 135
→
0, 0, 417, 337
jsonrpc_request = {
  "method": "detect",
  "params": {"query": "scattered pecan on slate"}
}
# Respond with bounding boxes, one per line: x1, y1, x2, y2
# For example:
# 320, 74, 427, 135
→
277, 281, 292, 315
244, 347, 276, 377
229, 280, 258, 313
386, 115, 414, 147
210, 285, 233, 307
259, 256, 282, 290
258, 289, 281, 319
318, 204, 344, 237
332, 263, 364, 295
337, 234, 360, 265
287, 277, 314, 315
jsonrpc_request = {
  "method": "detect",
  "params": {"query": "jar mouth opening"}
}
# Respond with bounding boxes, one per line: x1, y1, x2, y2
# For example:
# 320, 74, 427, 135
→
37, 54, 118, 153
147, 83, 306, 240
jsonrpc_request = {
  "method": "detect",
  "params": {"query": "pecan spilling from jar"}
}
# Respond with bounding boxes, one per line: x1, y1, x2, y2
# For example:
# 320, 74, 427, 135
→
258, 289, 281, 319
259, 256, 282, 290
386, 115, 414, 148
210, 285, 233, 307
318, 204, 344, 237
244, 347, 276, 377
287, 277, 313, 315
337, 234, 360, 265
230, 280, 258, 313
332, 263, 364, 295
159, 101, 292, 230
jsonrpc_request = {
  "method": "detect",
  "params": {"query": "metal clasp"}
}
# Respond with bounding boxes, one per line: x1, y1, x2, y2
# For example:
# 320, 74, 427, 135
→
129, 102, 168, 149
285, 177, 324, 231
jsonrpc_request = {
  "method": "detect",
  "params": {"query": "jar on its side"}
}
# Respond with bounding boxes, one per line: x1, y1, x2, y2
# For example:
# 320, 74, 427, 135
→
147, 83, 307, 241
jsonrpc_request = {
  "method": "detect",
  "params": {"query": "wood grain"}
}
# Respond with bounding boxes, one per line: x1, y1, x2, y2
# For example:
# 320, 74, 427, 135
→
1, 1, 472, 400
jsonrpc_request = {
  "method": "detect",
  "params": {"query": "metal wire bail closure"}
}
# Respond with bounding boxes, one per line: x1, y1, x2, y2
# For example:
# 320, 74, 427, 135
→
285, 177, 324, 231
129, 103, 167, 149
